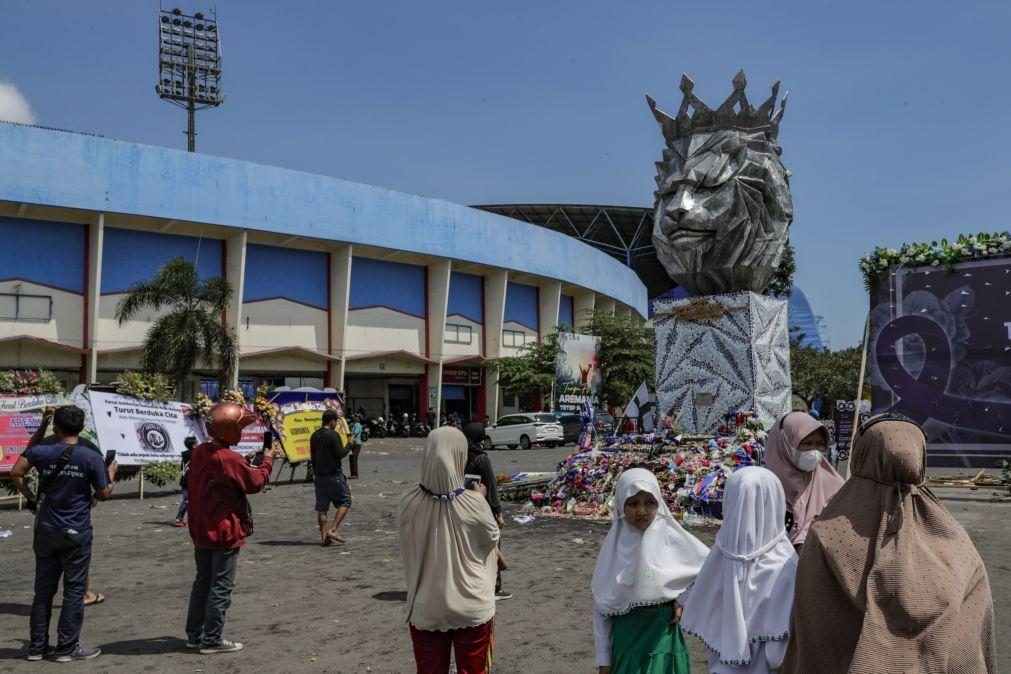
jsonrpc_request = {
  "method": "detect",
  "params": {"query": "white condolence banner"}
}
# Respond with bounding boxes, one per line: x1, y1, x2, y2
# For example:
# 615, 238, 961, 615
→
0, 393, 73, 413
89, 392, 205, 466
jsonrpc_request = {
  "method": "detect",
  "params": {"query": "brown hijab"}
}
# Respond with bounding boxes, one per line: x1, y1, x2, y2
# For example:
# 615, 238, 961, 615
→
782, 415, 996, 674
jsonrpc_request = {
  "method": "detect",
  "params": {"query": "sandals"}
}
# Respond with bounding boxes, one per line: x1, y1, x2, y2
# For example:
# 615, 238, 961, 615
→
84, 593, 105, 607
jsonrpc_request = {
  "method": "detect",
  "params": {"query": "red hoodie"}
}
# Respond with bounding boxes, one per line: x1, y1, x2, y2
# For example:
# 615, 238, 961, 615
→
187, 441, 274, 550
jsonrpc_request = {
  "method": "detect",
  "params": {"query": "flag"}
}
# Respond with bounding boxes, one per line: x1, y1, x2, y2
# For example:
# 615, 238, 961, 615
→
623, 381, 650, 420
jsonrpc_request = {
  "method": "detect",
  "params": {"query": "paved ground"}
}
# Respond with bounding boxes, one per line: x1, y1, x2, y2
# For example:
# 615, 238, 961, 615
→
0, 438, 1007, 673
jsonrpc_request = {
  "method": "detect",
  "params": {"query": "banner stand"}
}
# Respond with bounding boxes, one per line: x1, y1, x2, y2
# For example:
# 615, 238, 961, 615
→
846, 315, 871, 479
138, 467, 145, 501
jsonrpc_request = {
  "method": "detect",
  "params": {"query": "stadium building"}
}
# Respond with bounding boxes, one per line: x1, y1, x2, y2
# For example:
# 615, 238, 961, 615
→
0, 122, 646, 421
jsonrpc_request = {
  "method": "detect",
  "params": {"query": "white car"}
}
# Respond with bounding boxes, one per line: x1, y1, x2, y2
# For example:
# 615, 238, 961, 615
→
484, 413, 564, 450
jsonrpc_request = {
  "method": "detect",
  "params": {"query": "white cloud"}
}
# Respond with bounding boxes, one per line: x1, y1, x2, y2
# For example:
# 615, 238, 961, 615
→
0, 82, 37, 124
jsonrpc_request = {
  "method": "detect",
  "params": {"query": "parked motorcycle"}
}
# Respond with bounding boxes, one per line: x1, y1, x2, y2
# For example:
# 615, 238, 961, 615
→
409, 413, 430, 438
367, 416, 386, 439
386, 417, 401, 437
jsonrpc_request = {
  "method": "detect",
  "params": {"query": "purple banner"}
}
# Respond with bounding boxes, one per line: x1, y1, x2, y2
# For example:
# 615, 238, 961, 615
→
869, 256, 1011, 467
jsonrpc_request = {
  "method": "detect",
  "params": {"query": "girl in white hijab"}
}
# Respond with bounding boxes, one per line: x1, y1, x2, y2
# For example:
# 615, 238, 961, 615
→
680, 467, 797, 674
399, 427, 500, 674
591, 468, 709, 674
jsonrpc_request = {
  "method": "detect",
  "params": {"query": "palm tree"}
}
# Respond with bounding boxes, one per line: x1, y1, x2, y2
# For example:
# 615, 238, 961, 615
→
115, 257, 238, 400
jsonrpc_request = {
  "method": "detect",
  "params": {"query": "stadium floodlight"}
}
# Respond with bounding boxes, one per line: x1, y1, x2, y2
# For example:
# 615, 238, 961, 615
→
155, 7, 224, 152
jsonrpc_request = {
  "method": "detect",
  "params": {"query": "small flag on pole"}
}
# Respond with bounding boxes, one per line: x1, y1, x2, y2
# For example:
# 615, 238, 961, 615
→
623, 381, 650, 421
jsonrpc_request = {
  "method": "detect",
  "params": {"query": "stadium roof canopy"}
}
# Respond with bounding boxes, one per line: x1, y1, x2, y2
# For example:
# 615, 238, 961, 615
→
474, 204, 673, 298
475, 203, 828, 347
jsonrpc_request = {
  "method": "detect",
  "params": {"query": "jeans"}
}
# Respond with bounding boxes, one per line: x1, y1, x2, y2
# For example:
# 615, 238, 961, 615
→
30, 526, 93, 655
185, 547, 239, 646
176, 487, 189, 521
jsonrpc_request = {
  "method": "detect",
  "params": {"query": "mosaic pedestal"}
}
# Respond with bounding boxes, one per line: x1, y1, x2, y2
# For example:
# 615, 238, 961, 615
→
653, 291, 791, 433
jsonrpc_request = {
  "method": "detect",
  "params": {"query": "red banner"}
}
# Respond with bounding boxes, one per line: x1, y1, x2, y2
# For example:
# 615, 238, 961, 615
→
0, 412, 41, 472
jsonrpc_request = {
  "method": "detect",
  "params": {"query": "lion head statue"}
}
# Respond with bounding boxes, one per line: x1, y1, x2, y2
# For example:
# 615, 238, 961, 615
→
648, 71, 793, 296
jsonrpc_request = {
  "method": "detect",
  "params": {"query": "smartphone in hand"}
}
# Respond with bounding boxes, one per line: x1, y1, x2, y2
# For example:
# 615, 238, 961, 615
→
104, 450, 116, 466
464, 473, 482, 490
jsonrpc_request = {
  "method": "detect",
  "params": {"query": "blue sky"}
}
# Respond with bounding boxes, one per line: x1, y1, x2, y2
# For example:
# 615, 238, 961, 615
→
2, 0, 1009, 348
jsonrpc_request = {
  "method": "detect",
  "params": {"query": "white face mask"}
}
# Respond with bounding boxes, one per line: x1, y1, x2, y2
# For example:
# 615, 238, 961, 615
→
793, 449, 823, 472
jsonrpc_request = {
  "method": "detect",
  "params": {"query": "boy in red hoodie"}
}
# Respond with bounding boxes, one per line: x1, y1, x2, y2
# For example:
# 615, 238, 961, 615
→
185, 402, 277, 654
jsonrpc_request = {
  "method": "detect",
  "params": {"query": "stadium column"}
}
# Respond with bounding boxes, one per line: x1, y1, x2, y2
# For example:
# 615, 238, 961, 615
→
426, 260, 452, 420
538, 280, 561, 412
596, 296, 616, 315
573, 291, 595, 331
328, 245, 353, 390
83, 213, 104, 384
483, 270, 508, 419
223, 230, 247, 389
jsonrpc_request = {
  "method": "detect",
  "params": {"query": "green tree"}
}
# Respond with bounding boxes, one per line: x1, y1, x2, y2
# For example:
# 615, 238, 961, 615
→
789, 329, 863, 408
579, 309, 654, 410
765, 243, 796, 298
487, 330, 561, 408
115, 257, 237, 400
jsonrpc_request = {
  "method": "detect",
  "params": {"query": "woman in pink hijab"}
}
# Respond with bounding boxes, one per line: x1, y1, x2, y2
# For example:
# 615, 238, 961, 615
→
764, 411, 844, 549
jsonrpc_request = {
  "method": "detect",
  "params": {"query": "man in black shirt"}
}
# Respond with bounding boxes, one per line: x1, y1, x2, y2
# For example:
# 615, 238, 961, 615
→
12, 405, 117, 662
26, 407, 106, 608
309, 410, 351, 546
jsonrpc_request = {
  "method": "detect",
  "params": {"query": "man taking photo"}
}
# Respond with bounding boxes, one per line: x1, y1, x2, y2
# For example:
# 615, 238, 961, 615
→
11, 405, 117, 662
310, 409, 352, 545
185, 402, 277, 655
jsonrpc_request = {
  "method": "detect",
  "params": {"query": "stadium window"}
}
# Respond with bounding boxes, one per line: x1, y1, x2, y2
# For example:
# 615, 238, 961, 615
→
0, 292, 53, 322
445, 323, 473, 345
502, 329, 526, 348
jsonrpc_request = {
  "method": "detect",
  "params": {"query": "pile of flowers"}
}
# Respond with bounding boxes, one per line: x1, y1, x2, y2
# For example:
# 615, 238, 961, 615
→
528, 435, 762, 521
114, 371, 171, 401
719, 410, 767, 445
0, 369, 64, 395
859, 231, 1010, 291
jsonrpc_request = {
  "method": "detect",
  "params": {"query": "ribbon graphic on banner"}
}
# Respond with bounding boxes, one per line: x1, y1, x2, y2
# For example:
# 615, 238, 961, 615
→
875, 315, 1011, 435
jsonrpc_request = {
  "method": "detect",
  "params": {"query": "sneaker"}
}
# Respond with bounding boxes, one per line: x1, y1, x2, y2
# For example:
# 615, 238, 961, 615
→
494, 590, 513, 601
185, 641, 200, 649
26, 647, 55, 661
199, 640, 243, 655
53, 646, 101, 662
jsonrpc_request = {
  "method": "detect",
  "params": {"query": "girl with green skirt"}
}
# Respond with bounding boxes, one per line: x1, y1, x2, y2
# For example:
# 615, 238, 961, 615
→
591, 468, 709, 674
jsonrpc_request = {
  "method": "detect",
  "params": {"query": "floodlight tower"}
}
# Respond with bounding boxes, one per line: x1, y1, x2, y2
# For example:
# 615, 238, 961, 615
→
156, 7, 224, 152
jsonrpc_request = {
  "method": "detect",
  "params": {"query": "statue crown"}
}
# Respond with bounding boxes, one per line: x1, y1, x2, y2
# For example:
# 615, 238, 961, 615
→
646, 70, 787, 143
